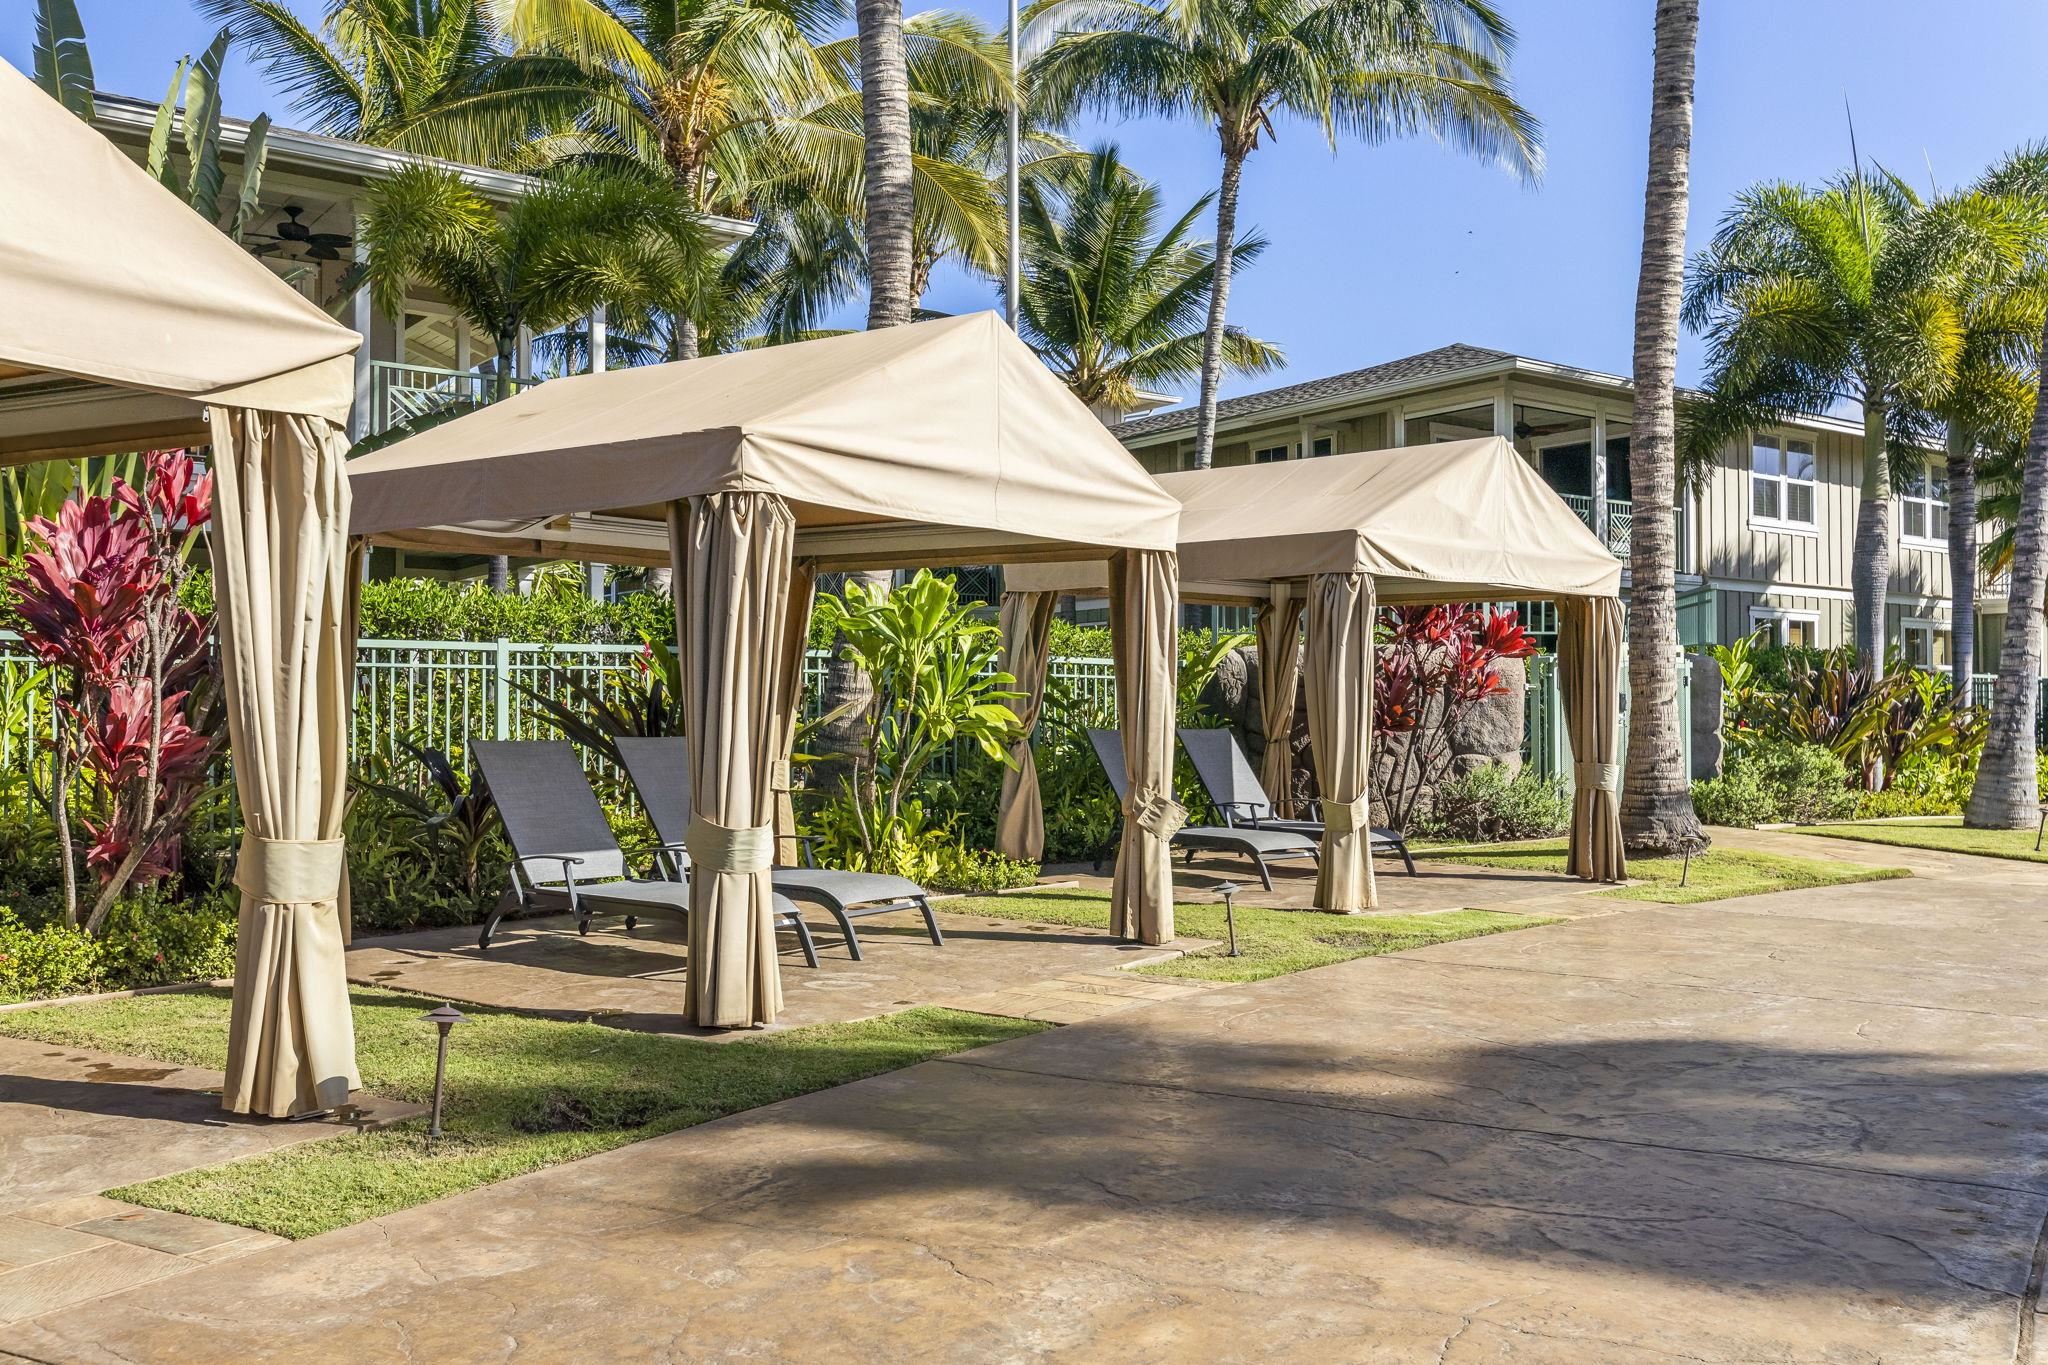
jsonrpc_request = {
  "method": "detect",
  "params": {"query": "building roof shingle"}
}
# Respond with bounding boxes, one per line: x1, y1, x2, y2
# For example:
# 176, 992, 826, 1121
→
1111, 342, 1515, 441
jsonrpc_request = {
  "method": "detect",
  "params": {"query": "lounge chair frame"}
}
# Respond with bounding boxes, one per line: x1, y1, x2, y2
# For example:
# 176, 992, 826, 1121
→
611, 737, 944, 961
470, 740, 819, 966
1176, 727, 1418, 875
1085, 729, 1318, 891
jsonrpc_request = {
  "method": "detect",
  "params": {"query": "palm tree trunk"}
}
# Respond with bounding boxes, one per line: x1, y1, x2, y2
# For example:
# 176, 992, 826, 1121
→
1946, 421, 1978, 695
1192, 143, 1247, 471
1964, 316, 2048, 827
1619, 0, 1703, 855
489, 340, 517, 593
858, 0, 914, 328
1850, 391, 1892, 665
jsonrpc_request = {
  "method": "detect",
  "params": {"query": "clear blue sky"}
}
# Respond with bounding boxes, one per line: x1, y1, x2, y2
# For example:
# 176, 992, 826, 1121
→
12, 0, 2046, 404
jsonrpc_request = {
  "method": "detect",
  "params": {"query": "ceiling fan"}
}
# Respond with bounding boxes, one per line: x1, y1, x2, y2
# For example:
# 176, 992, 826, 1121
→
250, 205, 353, 262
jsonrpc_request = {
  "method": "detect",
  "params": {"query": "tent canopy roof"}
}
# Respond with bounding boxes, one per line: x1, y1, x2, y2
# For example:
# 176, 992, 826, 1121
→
349, 313, 1181, 566
1007, 437, 1623, 603
0, 61, 361, 462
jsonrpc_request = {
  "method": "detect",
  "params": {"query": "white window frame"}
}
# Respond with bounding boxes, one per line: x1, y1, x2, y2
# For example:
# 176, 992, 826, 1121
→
1748, 606, 1821, 649
1900, 616, 1951, 671
1748, 432, 1819, 535
1898, 460, 1950, 549
1251, 442, 1291, 464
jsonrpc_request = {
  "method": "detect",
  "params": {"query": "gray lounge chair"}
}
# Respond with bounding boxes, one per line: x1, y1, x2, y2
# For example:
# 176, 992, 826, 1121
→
470, 740, 819, 967
1085, 728, 1318, 891
611, 736, 943, 961
1177, 726, 1417, 875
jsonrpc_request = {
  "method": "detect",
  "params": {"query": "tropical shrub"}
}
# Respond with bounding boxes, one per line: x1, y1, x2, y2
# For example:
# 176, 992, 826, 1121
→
810, 571, 1021, 869
10, 451, 224, 929
1780, 650, 1982, 790
1691, 744, 1856, 826
1412, 765, 1568, 843
0, 892, 236, 1004
1690, 760, 1776, 829
352, 574, 674, 644
1372, 606, 1537, 833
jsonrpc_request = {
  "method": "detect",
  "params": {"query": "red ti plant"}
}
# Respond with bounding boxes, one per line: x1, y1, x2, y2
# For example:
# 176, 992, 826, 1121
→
11, 451, 222, 930
1371, 605, 1537, 833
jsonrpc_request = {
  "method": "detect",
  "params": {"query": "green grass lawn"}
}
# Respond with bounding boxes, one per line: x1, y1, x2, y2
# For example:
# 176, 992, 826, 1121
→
1416, 838, 1909, 905
950, 891, 1550, 983
1798, 816, 2048, 863
0, 987, 1043, 1239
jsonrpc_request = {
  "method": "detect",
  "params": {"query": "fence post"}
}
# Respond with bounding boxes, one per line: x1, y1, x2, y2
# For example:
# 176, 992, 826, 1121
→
494, 638, 513, 741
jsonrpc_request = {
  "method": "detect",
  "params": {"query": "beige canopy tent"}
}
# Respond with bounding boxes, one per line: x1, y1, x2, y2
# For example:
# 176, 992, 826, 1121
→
350, 313, 1186, 1022
0, 60, 365, 1119
1004, 437, 1628, 907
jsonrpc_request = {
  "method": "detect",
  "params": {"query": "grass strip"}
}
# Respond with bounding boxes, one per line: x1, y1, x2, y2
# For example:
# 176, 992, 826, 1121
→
1795, 817, 2048, 865
947, 892, 1549, 983
1417, 838, 1908, 905
0, 987, 1044, 1239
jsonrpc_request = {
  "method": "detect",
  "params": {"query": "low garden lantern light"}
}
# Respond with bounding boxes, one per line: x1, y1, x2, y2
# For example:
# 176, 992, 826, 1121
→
420, 1003, 466, 1149
1214, 881, 1243, 957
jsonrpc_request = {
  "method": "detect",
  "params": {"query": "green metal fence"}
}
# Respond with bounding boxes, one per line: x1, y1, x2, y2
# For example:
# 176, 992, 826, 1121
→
1525, 647, 1693, 791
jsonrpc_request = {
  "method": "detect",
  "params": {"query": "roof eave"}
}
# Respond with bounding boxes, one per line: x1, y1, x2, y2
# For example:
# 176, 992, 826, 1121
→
1116, 353, 1871, 446
89, 94, 754, 246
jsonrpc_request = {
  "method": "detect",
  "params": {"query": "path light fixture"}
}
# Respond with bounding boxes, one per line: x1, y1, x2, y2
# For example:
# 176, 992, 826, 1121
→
1676, 834, 1708, 888
419, 1003, 466, 1150
1214, 881, 1243, 957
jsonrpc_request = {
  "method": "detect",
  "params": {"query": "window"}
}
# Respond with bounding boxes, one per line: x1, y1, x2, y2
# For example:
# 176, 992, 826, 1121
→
1750, 434, 1817, 528
1310, 435, 1334, 457
1748, 607, 1819, 649
1901, 619, 1951, 670
1252, 443, 1290, 464
1402, 403, 1493, 446
1899, 462, 1949, 544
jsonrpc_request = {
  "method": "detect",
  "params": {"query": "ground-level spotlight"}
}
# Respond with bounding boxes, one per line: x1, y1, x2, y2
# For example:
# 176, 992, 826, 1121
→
420, 1003, 466, 1150
1214, 881, 1243, 957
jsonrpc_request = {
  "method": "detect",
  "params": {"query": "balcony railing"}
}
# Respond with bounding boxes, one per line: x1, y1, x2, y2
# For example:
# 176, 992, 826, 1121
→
368, 362, 528, 437
1554, 492, 1689, 564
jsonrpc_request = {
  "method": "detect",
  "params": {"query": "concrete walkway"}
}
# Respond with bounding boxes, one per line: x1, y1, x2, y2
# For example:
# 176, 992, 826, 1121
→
9, 833, 2048, 1361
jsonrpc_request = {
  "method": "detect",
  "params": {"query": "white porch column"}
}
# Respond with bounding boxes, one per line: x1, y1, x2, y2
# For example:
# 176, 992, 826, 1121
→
349, 202, 373, 442
516, 325, 534, 384
1591, 411, 1609, 550
589, 307, 608, 373
454, 318, 471, 373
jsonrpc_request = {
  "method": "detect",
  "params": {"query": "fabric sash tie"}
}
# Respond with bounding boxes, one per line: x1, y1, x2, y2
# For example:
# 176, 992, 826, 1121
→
1574, 761, 1621, 793
1124, 785, 1188, 839
235, 836, 345, 905
1320, 793, 1372, 835
686, 816, 775, 874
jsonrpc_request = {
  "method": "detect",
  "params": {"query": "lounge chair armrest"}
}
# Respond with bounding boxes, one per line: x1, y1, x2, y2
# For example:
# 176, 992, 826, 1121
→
653, 842, 690, 882
521, 854, 588, 905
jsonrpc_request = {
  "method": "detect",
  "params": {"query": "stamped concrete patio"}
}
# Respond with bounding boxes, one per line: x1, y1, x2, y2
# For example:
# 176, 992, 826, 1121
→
12, 829, 2048, 1361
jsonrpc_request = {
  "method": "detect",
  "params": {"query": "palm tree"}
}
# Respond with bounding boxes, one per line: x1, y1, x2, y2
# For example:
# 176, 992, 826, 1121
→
1619, 0, 1702, 856
1681, 170, 2041, 665
489, 0, 848, 356
1966, 317, 2048, 828
1019, 145, 1282, 417
1932, 145, 2048, 692
200, 0, 612, 169
1028, 0, 1540, 468
360, 161, 707, 586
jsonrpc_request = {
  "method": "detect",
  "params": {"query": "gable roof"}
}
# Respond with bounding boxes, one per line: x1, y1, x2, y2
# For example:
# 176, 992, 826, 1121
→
1112, 342, 1514, 440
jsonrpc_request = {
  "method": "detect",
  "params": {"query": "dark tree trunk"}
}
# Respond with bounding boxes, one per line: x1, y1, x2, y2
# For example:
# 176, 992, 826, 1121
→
1192, 143, 1246, 471
1946, 421, 1978, 695
858, 0, 914, 329
1619, 0, 1704, 856
1965, 314, 2048, 827
1851, 393, 1892, 665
